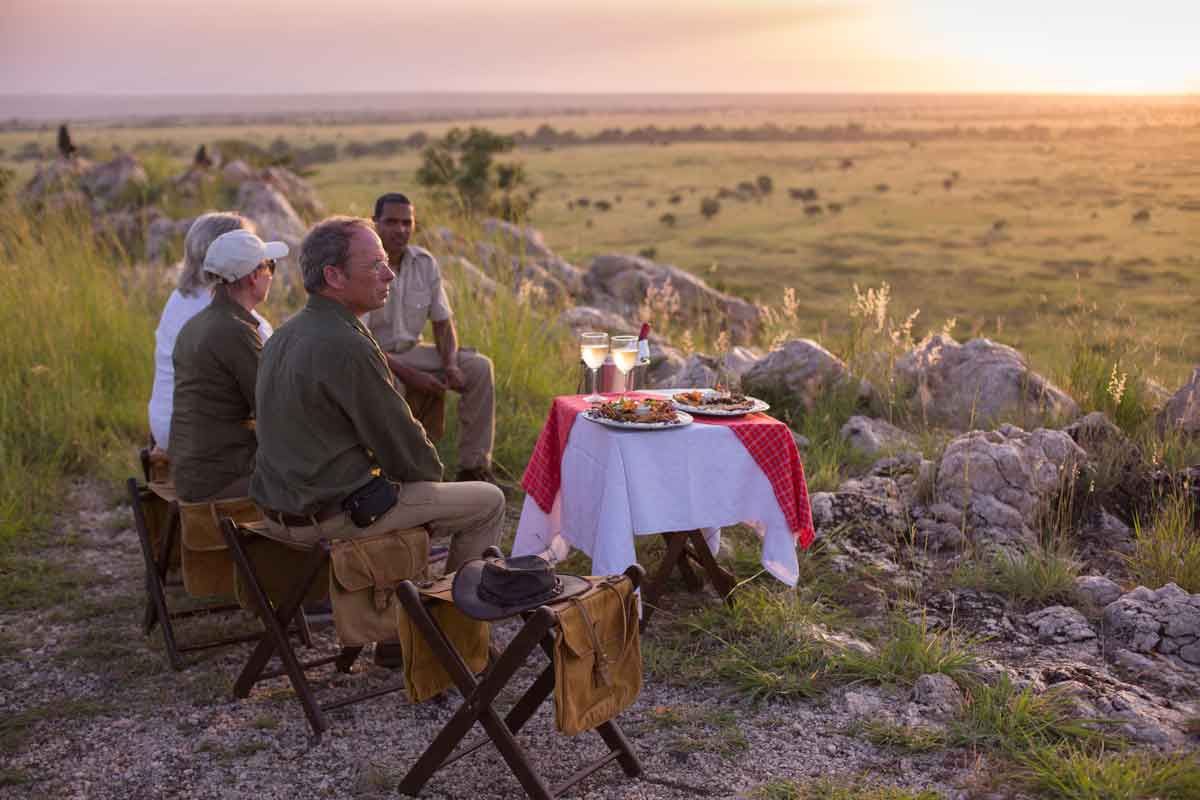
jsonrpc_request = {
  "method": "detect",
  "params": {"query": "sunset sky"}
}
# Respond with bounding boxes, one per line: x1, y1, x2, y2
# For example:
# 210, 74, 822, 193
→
2, 0, 1197, 96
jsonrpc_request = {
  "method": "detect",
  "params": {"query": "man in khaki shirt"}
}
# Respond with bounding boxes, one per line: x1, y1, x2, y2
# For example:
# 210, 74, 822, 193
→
365, 193, 497, 484
251, 216, 504, 575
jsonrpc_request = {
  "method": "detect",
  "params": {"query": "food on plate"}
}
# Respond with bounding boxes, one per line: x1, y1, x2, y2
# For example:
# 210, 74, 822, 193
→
672, 390, 755, 411
589, 397, 680, 424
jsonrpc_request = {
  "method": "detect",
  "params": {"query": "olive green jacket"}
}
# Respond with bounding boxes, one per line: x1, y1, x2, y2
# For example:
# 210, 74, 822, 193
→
168, 292, 261, 502
251, 293, 443, 514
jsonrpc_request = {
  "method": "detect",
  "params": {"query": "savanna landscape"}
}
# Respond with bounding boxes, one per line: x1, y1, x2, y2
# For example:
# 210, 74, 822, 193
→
3, 92, 1200, 799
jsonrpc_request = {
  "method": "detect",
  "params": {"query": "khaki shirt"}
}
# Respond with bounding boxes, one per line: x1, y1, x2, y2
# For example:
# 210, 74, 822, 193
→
364, 245, 452, 354
168, 292, 261, 502
251, 293, 443, 515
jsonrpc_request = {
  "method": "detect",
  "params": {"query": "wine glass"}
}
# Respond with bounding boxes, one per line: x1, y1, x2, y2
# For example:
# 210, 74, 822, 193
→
580, 332, 609, 402
611, 335, 638, 400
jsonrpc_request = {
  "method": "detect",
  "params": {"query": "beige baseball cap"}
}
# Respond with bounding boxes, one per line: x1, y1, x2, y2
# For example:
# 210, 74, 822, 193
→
203, 230, 289, 282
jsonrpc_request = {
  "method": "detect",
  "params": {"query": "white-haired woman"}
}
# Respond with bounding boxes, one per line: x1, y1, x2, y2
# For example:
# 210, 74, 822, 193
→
147, 212, 274, 451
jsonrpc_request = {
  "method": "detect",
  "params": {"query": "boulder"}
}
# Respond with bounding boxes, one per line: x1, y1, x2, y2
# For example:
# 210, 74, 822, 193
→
221, 159, 255, 186
144, 215, 195, 263
933, 425, 1086, 549
643, 342, 686, 389
22, 157, 92, 203
584, 254, 761, 343
171, 166, 215, 198
483, 218, 553, 259
80, 154, 148, 211
840, 416, 918, 457
1074, 575, 1123, 608
896, 335, 1078, 430
671, 354, 718, 389
235, 180, 306, 283
1102, 583, 1200, 669
262, 166, 326, 221
1061, 411, 1123, 453
443, 256, 497, 298
741, 339, 870, 411
1024, 606, 1097, 644
1158, 367, 1200, 434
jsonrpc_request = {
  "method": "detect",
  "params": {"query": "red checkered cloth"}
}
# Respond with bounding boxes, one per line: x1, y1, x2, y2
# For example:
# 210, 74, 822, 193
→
521, 395, 815, 548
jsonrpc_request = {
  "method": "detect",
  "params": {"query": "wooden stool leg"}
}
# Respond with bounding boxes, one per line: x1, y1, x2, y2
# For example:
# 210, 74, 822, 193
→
129, 479, 184, 671
222, 522, 330, 736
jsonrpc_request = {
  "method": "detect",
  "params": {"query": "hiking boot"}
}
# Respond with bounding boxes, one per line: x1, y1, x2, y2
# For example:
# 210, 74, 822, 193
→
373, 641, 404, 669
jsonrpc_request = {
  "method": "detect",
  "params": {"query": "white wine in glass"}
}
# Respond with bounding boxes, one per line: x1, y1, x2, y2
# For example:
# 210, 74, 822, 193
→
580, 332, 609, 402
611, 335, 638, 399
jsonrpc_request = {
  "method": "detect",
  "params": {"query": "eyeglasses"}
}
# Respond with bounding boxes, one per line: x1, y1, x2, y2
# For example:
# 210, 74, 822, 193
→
260, 259, 277, 276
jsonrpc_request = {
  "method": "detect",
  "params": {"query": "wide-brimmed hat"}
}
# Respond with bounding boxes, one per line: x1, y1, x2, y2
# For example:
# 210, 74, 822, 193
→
451, 555, 590, 620
204, 229, 289, 282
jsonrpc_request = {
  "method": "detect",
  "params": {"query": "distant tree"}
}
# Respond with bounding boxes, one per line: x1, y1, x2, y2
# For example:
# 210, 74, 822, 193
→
57, 124, 77, 159
417, 126, 535, 220
193, 144, 213, 168
659, 213, 677, 227
700, 197, 721, 220
594, 200, 612, 212
405, 131, 429, 149
638, 246, 658, 259
668, 193, 682, 204
756, 174, 774, 195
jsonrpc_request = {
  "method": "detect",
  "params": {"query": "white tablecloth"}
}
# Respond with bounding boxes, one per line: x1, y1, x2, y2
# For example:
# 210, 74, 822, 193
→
512, 409, 801, 586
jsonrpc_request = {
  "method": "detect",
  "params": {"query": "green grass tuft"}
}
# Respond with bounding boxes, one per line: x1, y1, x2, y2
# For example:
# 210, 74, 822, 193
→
1019, 745, 1200, 800
951, 675, 1105, 756
833, 613, 979, 688
1126, 489, 1200, 593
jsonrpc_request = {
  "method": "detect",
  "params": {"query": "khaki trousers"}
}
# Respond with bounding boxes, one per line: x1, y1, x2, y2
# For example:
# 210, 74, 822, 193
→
260, 480, 505, 573
392, 345, 495, 470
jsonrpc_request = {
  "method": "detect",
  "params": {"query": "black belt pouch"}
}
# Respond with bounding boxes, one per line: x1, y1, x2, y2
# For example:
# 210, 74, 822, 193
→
342, 476, 399, 528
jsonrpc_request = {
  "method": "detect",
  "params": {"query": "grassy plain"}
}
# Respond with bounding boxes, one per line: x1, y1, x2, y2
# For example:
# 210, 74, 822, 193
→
6, 100, 1198, 385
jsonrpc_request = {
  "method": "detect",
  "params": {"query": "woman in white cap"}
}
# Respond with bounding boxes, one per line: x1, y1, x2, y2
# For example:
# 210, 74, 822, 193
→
147, 213, 275, 454
167, 230, 288, 502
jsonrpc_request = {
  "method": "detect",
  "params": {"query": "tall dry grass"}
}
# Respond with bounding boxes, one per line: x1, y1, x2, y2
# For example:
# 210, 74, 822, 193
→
0, 206, 160, 547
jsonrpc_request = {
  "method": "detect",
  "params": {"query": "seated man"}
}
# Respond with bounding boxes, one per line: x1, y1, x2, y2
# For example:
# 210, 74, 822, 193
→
168, 230, 285, 502
251, 216, 505, 574
365, 193, 497, 483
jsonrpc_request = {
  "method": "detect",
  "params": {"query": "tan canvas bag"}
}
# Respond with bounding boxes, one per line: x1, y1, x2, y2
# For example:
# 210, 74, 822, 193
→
553, 576, 642, 736
178, 496, 260, 598
234, 530, 330, 611
329, 527, 430, 647
397, 574, 491, 703
140, 485, 181, 570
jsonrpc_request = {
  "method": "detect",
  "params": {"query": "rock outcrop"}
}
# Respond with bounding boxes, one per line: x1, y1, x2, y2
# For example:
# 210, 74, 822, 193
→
1158, 367, 1200, 434
896, 335, 1078, 430
931, 425, 1086, 550
840, 416, 918, 458
742, 339, 870, 410
1103, 583, 1200, 669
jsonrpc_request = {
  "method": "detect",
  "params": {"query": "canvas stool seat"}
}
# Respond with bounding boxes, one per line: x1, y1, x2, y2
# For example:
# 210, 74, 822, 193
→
129, 449, 304, 670
220, 516, 435, 738
393, 555, 645, 800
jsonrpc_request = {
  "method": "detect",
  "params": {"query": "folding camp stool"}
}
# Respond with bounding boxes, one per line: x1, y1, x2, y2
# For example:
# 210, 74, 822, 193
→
220, 516, 426, 740
639, 529, 738, 629
394, 560, 646, 800
127, 450, 285, 670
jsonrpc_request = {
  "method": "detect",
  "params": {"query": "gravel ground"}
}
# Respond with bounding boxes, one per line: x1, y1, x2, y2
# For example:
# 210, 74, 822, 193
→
0, 479, 977, 799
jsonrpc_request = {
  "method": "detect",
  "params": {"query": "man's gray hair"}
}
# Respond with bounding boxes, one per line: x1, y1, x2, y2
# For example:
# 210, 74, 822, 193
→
300, 216, 376, 293
178, 212, 254, 296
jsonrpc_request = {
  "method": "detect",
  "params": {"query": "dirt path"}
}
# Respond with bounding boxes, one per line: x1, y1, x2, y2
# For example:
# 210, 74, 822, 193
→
0, 478, 970, 799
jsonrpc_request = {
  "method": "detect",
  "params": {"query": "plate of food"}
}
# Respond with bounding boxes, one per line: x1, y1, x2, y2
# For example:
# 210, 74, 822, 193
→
583, 397, 693, 430
671, 389, 770, 417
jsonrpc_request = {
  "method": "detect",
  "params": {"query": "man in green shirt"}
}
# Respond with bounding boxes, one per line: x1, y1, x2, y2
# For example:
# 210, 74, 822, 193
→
169, 230, 285, 502
251, 216, 504, 574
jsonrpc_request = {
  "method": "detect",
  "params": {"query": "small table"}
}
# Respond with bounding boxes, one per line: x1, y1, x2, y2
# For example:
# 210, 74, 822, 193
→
514, 392, 813, 617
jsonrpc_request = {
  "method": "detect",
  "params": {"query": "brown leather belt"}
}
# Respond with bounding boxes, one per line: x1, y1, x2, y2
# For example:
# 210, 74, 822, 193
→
264, 504, 343, 527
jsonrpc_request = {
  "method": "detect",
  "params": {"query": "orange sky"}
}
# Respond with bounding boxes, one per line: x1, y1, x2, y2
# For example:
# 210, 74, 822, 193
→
1, 0, 1197, 95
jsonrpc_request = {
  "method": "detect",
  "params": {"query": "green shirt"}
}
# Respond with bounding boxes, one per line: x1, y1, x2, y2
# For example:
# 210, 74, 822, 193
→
168, 292, 262, 502
251, 293, 443, 515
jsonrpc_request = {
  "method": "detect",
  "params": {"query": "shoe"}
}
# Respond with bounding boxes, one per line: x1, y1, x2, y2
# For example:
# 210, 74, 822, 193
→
374, 641, 404, 669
